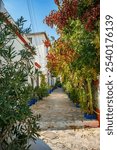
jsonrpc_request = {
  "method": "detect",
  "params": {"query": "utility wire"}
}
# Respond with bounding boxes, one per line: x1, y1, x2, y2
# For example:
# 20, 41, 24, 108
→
26, 0, 41, 58
29, 0, 39, 34
26, 0, 35, 33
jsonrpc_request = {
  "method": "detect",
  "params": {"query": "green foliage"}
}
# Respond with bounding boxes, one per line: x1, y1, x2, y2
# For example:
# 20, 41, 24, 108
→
69, 89, 79, 103
0, 14, 40, 149
30, 73, 49, 100
77, 0, 97, 17
40, 74, 47, 87
63, 19, 99, 71
15, 16, 31, 34
55, 80, 62, 87
78, 86, 88, 112
38, 74, 49, 97
33, 86, 49, 100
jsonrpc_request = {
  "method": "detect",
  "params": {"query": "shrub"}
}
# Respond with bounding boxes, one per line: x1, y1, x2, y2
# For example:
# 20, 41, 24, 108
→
0, 14, 40, 149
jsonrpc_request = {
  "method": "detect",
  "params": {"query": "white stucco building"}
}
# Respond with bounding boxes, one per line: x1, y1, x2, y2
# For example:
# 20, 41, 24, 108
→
27, 32, 54, 86
27, 32, 48, 73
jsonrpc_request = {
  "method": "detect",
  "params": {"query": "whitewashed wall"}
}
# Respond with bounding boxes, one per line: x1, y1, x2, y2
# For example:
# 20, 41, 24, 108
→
27, 33, 51, 85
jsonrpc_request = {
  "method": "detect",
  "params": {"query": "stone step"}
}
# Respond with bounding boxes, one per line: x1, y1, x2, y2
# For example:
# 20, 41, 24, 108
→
39, 120, 99, 130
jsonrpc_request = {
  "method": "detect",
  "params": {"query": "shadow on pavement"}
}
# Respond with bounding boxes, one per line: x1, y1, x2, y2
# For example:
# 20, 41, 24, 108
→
29, 138, 52, 150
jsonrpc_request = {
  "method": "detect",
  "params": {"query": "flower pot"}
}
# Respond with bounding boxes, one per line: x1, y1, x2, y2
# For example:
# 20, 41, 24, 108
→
28, 99, 37, 106
31, 99, 36, 105
28, 101, 32, 106
96, 108, 100, 127
93, 79, 99, 87
48, 90, 51, 94
84, 113, 97, 120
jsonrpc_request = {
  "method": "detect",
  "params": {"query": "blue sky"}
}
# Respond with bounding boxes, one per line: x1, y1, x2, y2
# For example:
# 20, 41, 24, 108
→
3, 0, 59, 39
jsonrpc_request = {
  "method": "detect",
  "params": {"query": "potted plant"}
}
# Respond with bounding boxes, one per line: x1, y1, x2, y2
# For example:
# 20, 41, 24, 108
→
79, 79, 97, 120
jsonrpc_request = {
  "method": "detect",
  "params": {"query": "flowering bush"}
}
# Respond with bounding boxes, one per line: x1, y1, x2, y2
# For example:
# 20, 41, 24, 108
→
44, 0, 100, 114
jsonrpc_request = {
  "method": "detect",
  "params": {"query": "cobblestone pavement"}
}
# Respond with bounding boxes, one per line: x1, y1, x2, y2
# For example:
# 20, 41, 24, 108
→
31, 88, 100, 150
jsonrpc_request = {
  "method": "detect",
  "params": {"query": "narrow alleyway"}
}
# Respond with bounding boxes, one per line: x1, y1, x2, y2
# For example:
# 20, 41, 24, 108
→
31, 88, 100, 150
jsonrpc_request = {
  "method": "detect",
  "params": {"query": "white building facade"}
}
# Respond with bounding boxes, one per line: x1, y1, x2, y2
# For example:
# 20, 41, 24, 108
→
27, 32, 54, 86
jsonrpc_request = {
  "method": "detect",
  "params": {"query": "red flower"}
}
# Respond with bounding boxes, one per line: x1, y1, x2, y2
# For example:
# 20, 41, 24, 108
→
43, 40, 51, 48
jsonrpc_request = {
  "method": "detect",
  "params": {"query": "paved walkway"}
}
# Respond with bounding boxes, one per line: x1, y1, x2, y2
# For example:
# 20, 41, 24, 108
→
31, 88, 100, 150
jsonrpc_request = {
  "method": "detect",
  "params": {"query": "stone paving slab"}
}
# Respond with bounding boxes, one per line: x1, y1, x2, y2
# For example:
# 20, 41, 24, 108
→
39, 128, 100, 150
31, 88, 100, 150
31, 88, 99, 130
